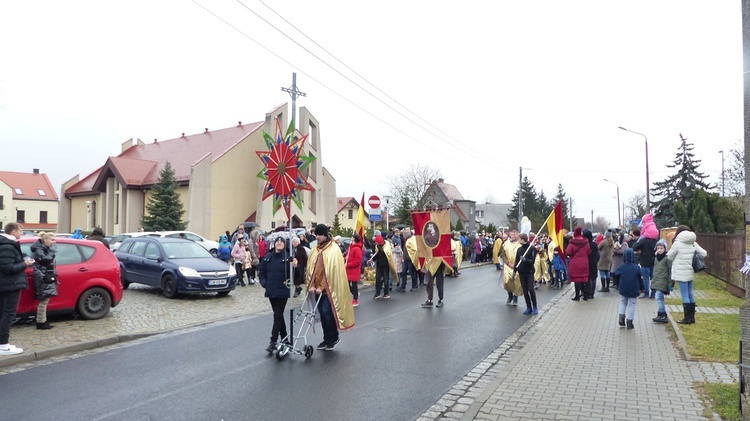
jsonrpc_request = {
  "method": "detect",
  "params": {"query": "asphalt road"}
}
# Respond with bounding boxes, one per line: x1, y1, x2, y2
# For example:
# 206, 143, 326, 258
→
0, 265, 560, 421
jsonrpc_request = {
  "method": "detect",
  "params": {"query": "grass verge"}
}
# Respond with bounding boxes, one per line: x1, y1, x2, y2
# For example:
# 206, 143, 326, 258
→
697, 382, 740, 421
668, 313, 739, 362
665, 272, 743, 308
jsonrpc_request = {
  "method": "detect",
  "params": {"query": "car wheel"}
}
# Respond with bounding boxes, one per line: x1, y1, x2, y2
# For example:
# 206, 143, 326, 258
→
77, 287, 112, 320
161, 275, 178, 299
210, 249, 218, 258
217, 291, 230, 297
120, 269, 130, 290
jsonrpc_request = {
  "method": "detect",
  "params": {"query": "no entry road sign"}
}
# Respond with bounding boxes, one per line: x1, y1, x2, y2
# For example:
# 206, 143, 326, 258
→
368, 195, 381, 209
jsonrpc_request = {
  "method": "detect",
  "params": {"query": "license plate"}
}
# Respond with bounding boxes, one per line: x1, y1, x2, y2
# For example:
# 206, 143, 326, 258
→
208, 279, 227, 286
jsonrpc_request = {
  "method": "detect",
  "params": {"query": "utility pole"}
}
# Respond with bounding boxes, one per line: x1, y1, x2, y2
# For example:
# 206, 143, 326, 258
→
569, 197, 573, 231
281, 72, 306, 131
719, 150, 725, 197
740, 0, 750, 412
591, 210, 594, 232
518, 167, 523, 230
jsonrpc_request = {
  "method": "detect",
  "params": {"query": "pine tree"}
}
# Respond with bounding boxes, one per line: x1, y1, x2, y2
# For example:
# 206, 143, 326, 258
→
650, 134, 712, 227
507, 176, 541, 228
141, 162, 187, 231
394, 195, 413, 227
553, 184, 569, 217
687, 189, 714, 232
455, 219, 465, 232
332, 213, 343, 236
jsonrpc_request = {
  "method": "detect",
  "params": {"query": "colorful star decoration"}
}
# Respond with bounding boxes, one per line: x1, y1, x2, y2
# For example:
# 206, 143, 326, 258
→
256, 117, 316, 219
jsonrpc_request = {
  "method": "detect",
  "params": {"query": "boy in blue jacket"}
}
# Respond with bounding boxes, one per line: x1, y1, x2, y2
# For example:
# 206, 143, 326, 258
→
614, 249, 644, 329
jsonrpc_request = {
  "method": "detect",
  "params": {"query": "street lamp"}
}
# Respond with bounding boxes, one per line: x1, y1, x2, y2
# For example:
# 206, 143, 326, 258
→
618, 126, 650, 210
603, 179, 621, 227
718, 150, 725, 197
85, 201, 91, 231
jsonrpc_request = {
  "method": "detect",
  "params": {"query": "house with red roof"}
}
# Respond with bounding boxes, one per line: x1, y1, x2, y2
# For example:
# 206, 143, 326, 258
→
0, 169, 59, 232
59, 105, 338, 240
419, 178, 477, 232
335, 196, 371, 233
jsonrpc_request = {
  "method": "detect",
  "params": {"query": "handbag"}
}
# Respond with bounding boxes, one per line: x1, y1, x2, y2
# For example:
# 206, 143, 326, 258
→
692, 251, 706, 272
252, 257, 260, 266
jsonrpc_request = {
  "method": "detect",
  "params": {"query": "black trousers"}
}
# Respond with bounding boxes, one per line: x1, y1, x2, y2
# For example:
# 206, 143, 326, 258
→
349, 281, 359, 300
520, 272, 537, 309
375, 264, 390, 295
0, 290, 20, 344
426, 263, 445, 302
268, 297, 288, 342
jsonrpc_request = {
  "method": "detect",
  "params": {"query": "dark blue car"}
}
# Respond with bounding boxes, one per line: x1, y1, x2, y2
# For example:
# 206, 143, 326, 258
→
116, 236, 237, 298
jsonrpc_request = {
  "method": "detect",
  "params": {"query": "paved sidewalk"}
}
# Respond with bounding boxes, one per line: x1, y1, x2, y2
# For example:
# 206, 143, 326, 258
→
470, 290, 708, 420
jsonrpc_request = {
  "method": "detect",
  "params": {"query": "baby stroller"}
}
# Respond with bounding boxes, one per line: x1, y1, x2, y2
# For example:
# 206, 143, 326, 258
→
269, 289, 323, 361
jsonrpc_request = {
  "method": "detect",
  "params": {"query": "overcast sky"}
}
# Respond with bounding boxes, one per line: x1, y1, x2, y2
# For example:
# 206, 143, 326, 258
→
0, 1, 742, 228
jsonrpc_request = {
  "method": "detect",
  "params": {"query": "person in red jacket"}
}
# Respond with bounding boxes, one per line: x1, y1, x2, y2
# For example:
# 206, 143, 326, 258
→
566, 227, 591, 301
258, 234, 267, 259
345, 233, 364, 307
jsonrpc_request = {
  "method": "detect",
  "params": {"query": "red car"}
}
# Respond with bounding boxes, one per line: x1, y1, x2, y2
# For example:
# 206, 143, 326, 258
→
17, 237, 123, 320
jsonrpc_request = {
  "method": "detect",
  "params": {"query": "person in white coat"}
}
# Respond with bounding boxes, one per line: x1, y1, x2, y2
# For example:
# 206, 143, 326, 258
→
666, 225, 707, 325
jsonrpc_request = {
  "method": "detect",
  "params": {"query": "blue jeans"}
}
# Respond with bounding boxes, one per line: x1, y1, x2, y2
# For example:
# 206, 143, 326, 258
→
317, 294, 338, 346
641, 266, 653, 297
619, 295, 637, 320
678, 281, 695, 304
598, 270, 610, 280
654, 290, 666, 313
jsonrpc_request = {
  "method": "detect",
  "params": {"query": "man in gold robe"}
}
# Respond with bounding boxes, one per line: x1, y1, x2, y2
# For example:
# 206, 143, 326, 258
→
501, 230, 523, 305
307, 224, 355, 350
492, 233, 504, 271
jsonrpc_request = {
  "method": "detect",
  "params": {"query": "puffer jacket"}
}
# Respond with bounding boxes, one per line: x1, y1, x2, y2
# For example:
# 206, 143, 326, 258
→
667, 230, 707, 282
0, 234, 29, 292
31, 239, 58, 300
258, 250, 294, 298
615, 249, 644, 298
565, 236, 590, 283
650, 253, 673, 293
640, 213, 659, 239
610, 240, 628, 273
346, 241, 363, 282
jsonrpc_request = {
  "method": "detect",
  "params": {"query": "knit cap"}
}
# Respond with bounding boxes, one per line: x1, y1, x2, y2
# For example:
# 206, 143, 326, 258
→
655, 238, 668, 250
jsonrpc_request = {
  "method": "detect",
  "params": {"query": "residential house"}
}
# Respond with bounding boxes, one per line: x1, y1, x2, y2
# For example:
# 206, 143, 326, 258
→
59, 104, 337, 240
420, 178, 476, 233
475, 203, 512, 232
335, 197, 371, 233
0, 169, 59, 232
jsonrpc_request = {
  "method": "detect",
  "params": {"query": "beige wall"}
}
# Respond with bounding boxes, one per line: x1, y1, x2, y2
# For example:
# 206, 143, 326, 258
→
337, 202, 370, 232
68, 195, 98, 232
187, 155, 212, 239
0, 183, 12, 228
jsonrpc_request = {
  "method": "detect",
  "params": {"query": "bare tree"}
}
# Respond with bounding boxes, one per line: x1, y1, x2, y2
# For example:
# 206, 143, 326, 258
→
625, 192, 648, 225
387, 164, 442, 209
593, 215, 611, 233
725, 139, 745, 196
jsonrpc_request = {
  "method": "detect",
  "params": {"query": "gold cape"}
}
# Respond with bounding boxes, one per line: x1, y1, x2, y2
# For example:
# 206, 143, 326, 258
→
382, 241, 399, 281
492, 238, 503, 264
405, 235, 422, 270
307, 240, 355, 330
452, 238, 463, 268
501, 239, 523, 296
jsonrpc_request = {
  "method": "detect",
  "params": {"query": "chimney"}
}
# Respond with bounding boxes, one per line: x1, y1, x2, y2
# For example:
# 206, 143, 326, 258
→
238, 121, 242, 127
205, 128, 209, 133
33, 168, 39, 174
154, 139, 157, 143
438, 178, 444, 183
181, 133, 185, 138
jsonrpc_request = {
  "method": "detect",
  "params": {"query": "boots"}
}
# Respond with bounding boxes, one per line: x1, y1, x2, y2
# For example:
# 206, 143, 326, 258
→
626, 319, 634, 329
677, 303, 695, 325
36, 321, 53, 330
652, 311, 668, 323
618, 314, 625, 327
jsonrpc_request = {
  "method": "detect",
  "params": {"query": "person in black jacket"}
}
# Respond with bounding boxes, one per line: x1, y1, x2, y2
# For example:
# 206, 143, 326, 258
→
31, 232, 58, 330
0, 223, 34, 355
515, 233, 538, 315
583, 229, 599, 300
632, 233, 657, 299
258, 237, 298, 353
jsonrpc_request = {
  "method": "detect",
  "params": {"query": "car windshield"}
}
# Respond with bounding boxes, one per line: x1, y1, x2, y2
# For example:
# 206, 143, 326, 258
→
161, 242, 212, 259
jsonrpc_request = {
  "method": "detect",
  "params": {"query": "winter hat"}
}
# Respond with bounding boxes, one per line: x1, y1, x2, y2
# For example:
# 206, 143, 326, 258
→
655, 238, 668, 250
574, 227, 583, 237
374, 235, 384, 246
623, 248, 636, 264
314, 224, 329, 236
605, 231, 613, 239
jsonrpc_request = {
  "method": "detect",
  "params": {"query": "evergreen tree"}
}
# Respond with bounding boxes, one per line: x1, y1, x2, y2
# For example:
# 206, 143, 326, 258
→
455, 219, 465, 232
331, 213, 343, 236
710, 195, 744, 233
650, 134, 712, 227
141, 162, 187, 231
394, 195, 412, 227
507, 176, 543, 229
687, 189, 714, 233
553, 183, 569, 218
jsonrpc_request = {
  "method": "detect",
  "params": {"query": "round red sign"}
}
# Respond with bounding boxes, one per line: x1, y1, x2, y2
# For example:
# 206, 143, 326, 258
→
368, 195, 381, 209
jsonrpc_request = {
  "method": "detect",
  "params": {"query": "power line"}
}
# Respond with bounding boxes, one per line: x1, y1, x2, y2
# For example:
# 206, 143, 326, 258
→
234, 0, 490, 165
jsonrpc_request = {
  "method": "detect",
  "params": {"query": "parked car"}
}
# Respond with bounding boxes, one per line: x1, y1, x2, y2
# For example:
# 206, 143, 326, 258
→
116, 236, 237, 298
17, 237, 123, 320
109, 231, 157, 252
150, 231, 220, 258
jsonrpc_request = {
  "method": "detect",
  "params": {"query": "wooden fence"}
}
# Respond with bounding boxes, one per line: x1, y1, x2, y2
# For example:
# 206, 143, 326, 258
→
695, 233, 745, 297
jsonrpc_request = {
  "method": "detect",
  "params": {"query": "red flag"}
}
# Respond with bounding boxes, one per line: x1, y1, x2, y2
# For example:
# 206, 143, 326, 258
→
545, 200, 565, 256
